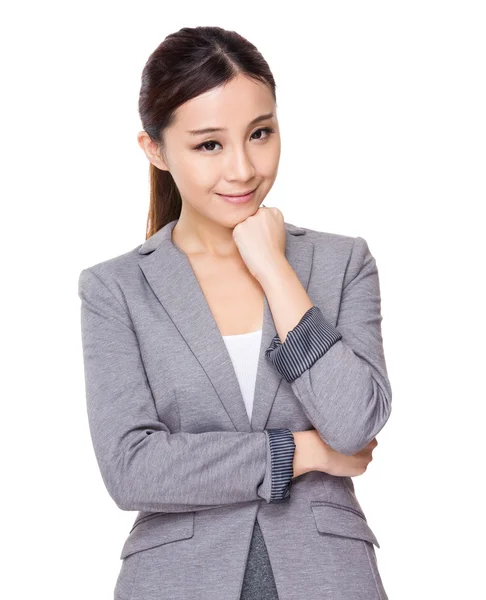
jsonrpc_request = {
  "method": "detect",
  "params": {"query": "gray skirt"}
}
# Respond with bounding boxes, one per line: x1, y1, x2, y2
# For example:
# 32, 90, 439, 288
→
240, 520, 279, 599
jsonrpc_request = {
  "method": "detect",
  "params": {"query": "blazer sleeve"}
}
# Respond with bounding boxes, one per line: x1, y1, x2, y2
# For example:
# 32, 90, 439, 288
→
78, 268, 295, 513
265, 236, 392, 456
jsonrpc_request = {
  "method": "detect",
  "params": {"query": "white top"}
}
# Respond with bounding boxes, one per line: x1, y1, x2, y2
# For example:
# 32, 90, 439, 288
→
221, 329, 263, 421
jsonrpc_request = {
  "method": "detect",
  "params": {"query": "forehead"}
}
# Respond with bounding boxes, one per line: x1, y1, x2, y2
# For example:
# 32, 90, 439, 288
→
172, 75, 275, 130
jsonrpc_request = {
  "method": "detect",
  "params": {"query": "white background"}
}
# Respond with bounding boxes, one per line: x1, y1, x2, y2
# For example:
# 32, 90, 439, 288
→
2, 1, 485, 598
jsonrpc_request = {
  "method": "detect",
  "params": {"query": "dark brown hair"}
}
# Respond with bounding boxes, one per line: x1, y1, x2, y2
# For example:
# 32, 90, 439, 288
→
138, 26, 277, 240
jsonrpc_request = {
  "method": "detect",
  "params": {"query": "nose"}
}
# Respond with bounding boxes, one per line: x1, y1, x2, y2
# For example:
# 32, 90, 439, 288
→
223, 145, 256, 182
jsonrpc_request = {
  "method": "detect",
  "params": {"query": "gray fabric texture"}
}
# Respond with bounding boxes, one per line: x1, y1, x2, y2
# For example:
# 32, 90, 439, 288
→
78, 218, 392, 600
240, 520, 279, 599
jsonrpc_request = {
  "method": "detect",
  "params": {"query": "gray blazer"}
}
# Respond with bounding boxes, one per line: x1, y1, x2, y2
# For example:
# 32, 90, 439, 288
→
78, 218, 392, 600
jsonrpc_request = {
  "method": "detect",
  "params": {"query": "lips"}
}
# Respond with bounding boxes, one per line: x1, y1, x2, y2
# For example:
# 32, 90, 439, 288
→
218, 189, 255, 197
217, 188, 256, 204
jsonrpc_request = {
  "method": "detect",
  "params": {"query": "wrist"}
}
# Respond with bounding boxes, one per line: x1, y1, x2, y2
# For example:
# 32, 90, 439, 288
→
291, 431, 317, 478
256, 254, 291, 287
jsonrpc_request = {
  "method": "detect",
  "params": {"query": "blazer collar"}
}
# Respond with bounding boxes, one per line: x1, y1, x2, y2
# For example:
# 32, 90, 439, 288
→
137, 219, 314, 433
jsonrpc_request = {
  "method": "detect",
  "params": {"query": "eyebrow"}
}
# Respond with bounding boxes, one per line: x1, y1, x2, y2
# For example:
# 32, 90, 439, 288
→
186, 112, 275, 136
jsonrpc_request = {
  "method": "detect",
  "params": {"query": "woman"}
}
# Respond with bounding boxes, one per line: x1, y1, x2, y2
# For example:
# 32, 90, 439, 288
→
78, 26, 392, 600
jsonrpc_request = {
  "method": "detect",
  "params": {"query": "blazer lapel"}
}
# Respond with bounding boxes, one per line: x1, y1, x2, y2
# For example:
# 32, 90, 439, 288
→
137, 218, 314, 433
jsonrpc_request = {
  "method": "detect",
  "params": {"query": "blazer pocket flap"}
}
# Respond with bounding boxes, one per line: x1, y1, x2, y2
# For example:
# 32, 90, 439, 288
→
310, 501, 380, 548
120, 512, 195, 559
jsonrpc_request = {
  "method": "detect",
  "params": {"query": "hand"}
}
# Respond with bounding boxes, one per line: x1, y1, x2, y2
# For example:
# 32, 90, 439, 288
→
232, 206, 287, 281
316, 431, 378, 477
292, 430, 378, 478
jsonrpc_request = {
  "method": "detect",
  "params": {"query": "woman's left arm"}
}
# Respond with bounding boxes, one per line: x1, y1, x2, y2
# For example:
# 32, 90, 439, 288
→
261, 236, 392, 456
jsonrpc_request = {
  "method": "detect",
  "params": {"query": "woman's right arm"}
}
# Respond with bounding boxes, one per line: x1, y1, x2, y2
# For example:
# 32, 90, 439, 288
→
78, 267, 295, 514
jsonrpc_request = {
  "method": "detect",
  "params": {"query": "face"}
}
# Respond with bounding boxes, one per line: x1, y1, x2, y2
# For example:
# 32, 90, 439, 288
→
138, 73, 281, 229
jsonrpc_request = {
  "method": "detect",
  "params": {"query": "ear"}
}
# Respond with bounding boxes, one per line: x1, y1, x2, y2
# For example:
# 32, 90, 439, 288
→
137, 131, 169, 171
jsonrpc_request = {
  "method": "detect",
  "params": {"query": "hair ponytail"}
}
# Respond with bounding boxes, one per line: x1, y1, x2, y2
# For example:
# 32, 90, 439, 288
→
146, 164, 182, 240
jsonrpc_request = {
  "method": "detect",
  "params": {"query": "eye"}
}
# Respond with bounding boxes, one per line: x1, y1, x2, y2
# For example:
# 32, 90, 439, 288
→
194, 127, 275, 153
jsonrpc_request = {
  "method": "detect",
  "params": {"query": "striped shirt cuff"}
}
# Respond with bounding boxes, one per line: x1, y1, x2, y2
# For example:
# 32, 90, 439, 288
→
265, 305, 342, 383
266, 428, 296, 503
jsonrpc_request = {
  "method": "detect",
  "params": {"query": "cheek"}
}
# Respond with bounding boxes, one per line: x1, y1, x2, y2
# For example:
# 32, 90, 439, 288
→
173, 158, 219, 195
193, 162, 220, 188
257, 144, 281, 178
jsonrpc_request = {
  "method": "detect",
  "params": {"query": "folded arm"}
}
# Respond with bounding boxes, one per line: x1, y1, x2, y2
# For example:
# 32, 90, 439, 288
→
78, 268, 295, 513
264, 236, 392, 456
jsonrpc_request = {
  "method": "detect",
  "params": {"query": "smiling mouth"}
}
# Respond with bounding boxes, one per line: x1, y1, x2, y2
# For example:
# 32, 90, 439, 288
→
216, 188, 257, 205
217, 188, 256, 197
